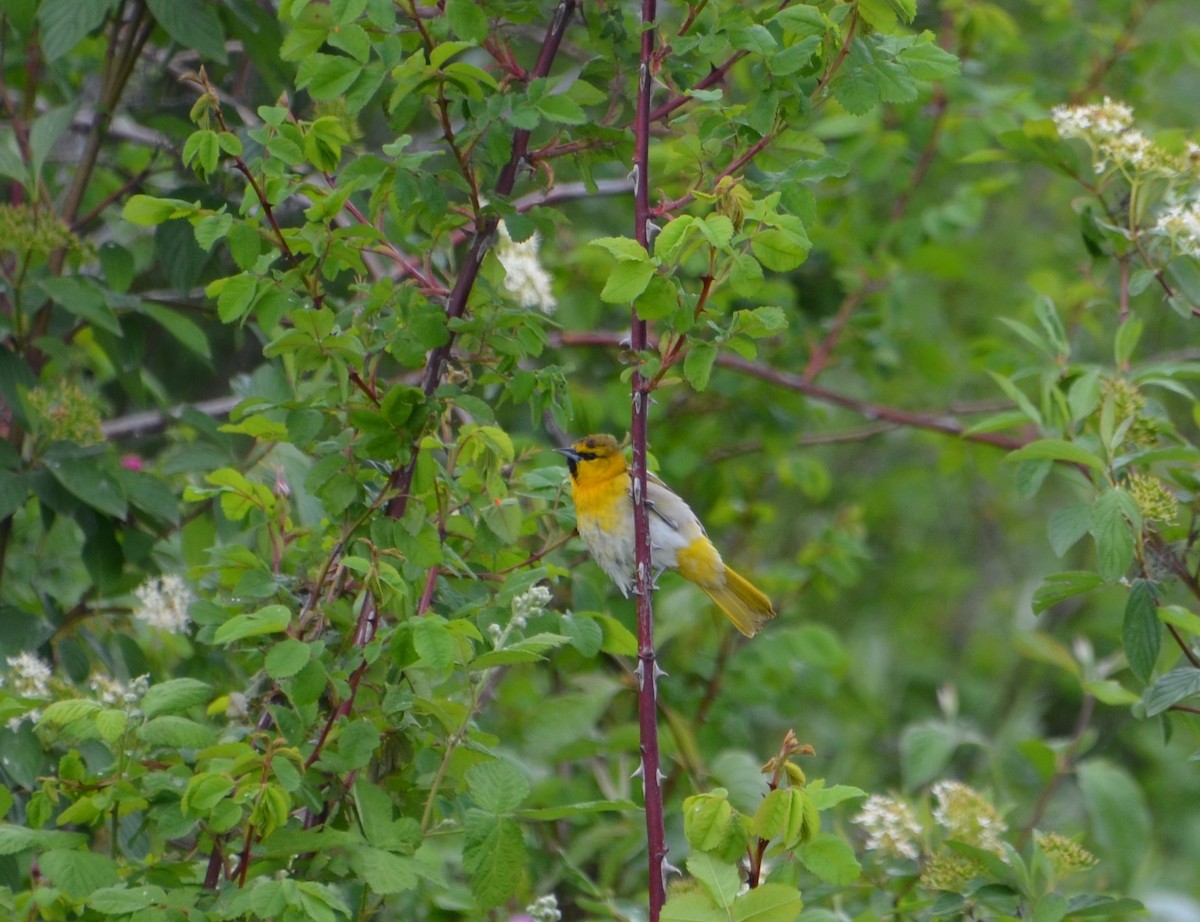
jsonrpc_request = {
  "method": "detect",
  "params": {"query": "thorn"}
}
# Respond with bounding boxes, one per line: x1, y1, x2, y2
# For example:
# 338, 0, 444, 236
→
631, 761, 644, 780
657, 769, 667, 785
662, 860, 681, 890
646, 218, 660, 247
654, 662, 668, 680
634, 659, 645, 690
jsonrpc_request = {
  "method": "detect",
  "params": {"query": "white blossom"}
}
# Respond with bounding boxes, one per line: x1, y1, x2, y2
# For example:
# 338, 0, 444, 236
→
524, 894, 562, 922
496, 221, 557, 313
5, 652, 52, 698
1153, 199, 1200, 258
133, 574, 193, 632
931, 780, 1007, 855
1050, 97, 1134, 140
852, 794, 923, 860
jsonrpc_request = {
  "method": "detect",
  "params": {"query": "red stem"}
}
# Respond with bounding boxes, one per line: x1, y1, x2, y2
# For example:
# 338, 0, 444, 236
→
632, 2, 667, 919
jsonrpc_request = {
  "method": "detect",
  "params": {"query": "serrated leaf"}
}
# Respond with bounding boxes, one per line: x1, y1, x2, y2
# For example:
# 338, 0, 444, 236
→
351, 846, 419, 895
751, 228, 810, 272
1090, 489, 1138, 582
684, 341, 719, 392
214, 604, 292, 644
798, 832, 860, 885
1143, 667, 1200, 716
601, 260, 658, 303
467, 760, 529, 814
38, 849, 119, 901
517, 799, 639, 820
731, 882, 805, 921
463, 811, 524, 909
138, 715, 218, 749
141, 678, 213, 718
687, 854, 741, 909
1122, 579, 1161, 683
683, 790, 734, 852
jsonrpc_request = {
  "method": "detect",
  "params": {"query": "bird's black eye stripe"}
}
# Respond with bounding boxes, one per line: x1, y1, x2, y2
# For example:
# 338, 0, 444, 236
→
578, 451, 598, 461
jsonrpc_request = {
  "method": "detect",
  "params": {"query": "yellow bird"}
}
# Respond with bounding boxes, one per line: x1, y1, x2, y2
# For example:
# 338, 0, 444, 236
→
558, 434, 776, 636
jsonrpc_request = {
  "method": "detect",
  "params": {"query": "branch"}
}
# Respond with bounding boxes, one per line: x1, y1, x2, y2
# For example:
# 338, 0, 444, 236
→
632, 2, 668, 918
386, 0, 578, 521
554, 331, 1029, 451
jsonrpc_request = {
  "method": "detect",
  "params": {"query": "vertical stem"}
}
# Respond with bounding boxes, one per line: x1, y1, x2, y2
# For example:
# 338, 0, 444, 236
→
632, 2, 666, 919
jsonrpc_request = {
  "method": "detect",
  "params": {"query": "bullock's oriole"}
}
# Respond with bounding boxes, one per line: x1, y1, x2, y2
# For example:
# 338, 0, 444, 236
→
558, 434, 776, 636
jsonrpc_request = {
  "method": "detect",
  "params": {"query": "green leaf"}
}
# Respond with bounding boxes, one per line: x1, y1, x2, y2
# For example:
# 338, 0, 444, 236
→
731, 882, 805, 921
463, 811, 524, 910
38, 277, 121, 336
1076, 760, 1150, 886
351, 846, 419, 895
688, 854, 741, 909
1143, 667, 1200, 717
1090, 489, 1138, 582
534, 92, 587, 125
443, 0, 488, 41
0, 826, 87, 855
591, 236, 650, 261
38, 698, 101, 726
857, 0, 915, 32
88, 885, 168, 914
467, 760, 529, 813
214, 604, 292, 644
297, 53, 362, 100
43, 452, 127, 518
1158, 604, 1200, 637
38, 849, 119, 901
1114, 315, 1143, 368
146, 0, 226, 62
265, 638, 311, 678
141, 678, 213, 718
807, 783, 867, 810
663, 892, 726, 922
139, 302, 212, 359
1032, 571, 1105, 614
900, 721, 960, 790
987, 373, 1044, 429
683, 790, 734, 852
798, 832, 861, 885
138, 715, 218, 749
898, 38, 961, 80
684, 341, 719, 392
517, 799, 639, 820
1048, 503, 1091, 557
751, 228, 810, 272
1064, 895, 1145, 918
601, 260, 658, 303
1122, 579, 1161, 683
413, 617, 456, 673
38, 0, 113, 62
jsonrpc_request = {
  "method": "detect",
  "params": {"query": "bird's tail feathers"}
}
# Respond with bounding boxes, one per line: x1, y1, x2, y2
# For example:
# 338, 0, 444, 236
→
701, 565, 777, 637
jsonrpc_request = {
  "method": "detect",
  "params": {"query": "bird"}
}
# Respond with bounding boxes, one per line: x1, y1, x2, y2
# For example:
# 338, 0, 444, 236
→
557, 433, 777, 636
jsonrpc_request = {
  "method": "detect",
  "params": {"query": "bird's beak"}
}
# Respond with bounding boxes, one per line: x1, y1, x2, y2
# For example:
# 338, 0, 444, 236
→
555, 446, 581, 461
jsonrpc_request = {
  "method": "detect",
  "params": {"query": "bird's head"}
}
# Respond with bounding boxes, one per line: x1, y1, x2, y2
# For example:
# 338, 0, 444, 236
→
556, 433, 625, 480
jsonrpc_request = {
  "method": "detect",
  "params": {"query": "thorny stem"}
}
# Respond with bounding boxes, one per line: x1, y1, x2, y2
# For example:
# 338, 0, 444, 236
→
632, 1, 668, 918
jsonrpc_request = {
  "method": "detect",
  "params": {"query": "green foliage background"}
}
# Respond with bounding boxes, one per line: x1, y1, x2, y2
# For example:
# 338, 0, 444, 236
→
1, 0, 1199, 919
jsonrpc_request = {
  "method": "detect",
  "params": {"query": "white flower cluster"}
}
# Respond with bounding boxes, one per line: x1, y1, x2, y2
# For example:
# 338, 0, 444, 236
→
2, 652, 53, 730
133, 574, 193, 632
88, 672, 150, 711
512, 585, 552, 626
1051, 97, 1194, 175
1051, 97, 1133, 140
931, 780, 1007, 855
496, 220, 557, 313
1153, 198, 1200, 259
524, 894, 562, 922
852, 794, 923, 860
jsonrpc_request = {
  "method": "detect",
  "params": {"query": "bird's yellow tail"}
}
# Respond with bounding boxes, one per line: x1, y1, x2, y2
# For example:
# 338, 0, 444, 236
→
701, 565, 777, 637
